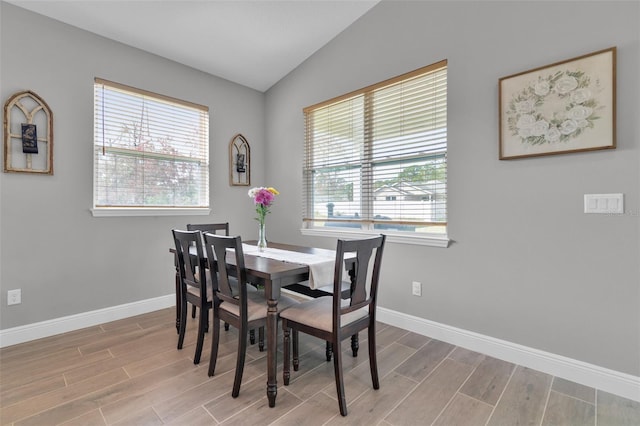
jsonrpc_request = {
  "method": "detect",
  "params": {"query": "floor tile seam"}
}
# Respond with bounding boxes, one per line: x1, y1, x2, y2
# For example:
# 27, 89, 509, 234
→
539, 375, 555, 426
266, 393, 308, 426
192, 372, 269, 424
2, 358, 122, 408
549, 386, 597, 408
429, 358, 483, 425
378, 373, 423, 424
409, 347, 456, 386
151, 366, 244, 411
99, 406, 109, 425
120, 347, 188, 379
0, 373, 66, 409
594, 389, 599, 426
0, 345, 98, 374
200, 403, 222, 425
50, 407, 102, 426
483, 360, 518, 426
99, 364, 217, 422
389, 348, 451, 389
393, 339, 427, 353
3, 371, 131, 425
456, 391, 498, 409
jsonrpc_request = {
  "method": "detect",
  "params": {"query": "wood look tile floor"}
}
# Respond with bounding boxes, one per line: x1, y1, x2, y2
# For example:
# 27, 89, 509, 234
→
1, 307, 639, 425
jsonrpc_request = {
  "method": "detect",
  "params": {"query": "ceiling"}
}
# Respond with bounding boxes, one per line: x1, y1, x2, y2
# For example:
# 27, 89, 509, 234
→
6, 0, 380, 92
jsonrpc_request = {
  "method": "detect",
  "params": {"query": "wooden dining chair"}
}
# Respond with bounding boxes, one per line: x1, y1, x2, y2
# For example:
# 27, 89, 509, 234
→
188, 222, 264, 346
280, 235, 386, 416
172, 229, 211, 365
203, 233, 299, 398
186, 223, 229, 324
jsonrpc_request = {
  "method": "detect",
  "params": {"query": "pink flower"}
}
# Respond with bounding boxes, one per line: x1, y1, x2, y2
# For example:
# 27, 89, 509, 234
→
249, 186, 279, 225
254, 188, 274, 206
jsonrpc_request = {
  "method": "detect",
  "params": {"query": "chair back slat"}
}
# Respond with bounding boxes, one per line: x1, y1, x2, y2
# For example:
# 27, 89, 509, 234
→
187, 222, 229, 235
172, 229, 207, 299
334, 235, 386, 321
204, 234, 246, 310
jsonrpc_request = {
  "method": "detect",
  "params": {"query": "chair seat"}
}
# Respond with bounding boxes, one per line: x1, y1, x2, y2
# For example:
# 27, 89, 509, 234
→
186, 282, 213, 300
220, 291, 299, 322
280, 296, 368, 332
188, 275, 255, 301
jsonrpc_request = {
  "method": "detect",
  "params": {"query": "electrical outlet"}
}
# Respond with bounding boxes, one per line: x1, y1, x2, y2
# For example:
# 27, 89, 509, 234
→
412, 281, 421, 297
7, 289, 21, 305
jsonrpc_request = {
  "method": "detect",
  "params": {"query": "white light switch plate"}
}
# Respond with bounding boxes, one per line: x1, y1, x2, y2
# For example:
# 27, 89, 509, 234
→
584, 193, 624, 214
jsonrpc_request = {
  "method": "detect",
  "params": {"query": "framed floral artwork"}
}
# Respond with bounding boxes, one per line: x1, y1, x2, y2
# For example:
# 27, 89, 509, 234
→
499, 47, 616, 160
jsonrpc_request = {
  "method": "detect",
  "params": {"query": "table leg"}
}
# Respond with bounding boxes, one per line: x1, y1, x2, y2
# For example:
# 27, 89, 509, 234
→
266, 295, 278, 407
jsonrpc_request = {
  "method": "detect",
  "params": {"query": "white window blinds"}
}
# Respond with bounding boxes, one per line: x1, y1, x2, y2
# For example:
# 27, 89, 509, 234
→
93, 78, 209, 210
303, 60, 447, 234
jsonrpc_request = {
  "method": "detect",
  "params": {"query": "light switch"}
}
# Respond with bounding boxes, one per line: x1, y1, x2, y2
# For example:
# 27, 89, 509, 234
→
584, 193, 624, 214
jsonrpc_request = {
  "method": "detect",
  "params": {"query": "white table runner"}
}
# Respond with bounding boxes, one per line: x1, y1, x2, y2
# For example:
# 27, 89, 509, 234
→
241, 244, 341, 290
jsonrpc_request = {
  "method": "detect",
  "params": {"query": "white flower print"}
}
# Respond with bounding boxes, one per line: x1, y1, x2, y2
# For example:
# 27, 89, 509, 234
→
506, 69, 600, 146
555, 76, 579, 94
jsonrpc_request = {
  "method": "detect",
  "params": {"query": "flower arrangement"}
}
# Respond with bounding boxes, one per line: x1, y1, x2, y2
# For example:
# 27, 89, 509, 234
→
248, 186, 279, 226
506, 70, 601, 146
249, 187, 279, 251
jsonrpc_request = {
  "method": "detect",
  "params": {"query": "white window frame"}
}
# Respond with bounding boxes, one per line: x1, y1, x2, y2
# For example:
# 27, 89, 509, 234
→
91, 78, 210, 217
302, 61, 449, 247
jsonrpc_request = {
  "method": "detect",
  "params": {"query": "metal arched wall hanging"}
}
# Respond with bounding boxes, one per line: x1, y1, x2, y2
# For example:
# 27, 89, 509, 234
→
4, 90, 53, 174
229, 133, 250, 186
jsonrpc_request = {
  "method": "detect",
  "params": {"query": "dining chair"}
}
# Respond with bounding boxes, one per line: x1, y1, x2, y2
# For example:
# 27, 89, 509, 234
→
280, 235, 386, 416
172, 229, 211, 365
203, 233, 300, 398
188, 222, 264, 347
186, 223, 229, 325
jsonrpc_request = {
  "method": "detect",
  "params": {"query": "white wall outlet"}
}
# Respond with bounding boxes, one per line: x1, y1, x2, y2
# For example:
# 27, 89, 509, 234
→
7, 289, 21, 305
412, 281, 421, 296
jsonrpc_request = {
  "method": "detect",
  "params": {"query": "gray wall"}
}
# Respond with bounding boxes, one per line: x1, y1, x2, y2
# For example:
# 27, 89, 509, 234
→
0, 3, 265, 327
264, 1, 640, 376
1, 1, 638, 378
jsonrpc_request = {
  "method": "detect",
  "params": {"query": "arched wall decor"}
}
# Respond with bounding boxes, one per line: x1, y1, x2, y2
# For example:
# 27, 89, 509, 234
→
229, 133, 250, 186
3, 90, 53, 174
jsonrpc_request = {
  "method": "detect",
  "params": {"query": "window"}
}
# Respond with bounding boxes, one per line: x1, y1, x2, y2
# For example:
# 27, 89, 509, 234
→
92, 78, 210, 216
303, 60, 447, 245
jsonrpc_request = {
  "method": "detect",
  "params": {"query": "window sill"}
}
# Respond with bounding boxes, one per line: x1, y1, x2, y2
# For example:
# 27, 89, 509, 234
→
300, 227, 450, 248
91, 207, 211, 217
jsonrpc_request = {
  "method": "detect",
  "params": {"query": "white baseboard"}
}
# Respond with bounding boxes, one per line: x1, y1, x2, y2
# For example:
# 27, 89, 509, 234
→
0, 295, 175, 348
1, 297, 637, 403
377, 307, 640, 403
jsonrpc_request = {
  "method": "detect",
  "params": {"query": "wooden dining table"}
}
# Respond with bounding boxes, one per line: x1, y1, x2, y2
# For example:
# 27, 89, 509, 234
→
170, 240, 353, 408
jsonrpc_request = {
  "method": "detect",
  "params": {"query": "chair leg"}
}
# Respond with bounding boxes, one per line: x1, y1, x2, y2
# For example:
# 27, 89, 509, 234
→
326, 341, 333, 361
193, 305, 207, 364
351, 333, 359, 357
283, 325, 290, 385
333, 338, 348, 416
368, 325, 380, 389
258, 326, 265, 352
249, 329, 256, 345
177, 297, 188, 350
208, 315, 221, 376
191, 304, 197, 319
292, 330, 299, 372
232, 324, 248, 398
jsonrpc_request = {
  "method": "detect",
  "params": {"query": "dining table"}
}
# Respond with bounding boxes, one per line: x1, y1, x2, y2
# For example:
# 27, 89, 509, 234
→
170, 240, 356, 408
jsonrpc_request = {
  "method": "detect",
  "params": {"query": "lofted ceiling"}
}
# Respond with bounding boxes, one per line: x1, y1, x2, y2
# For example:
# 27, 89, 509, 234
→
6, 0, 380, 92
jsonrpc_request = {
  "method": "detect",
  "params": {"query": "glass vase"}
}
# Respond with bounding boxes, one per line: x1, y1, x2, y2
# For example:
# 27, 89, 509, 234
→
257, 221, 267, 252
